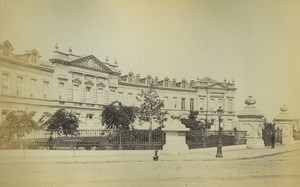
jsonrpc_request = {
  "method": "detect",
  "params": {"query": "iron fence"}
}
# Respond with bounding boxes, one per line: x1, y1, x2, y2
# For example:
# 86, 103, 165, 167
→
186, 130, 247, 149
0, 129, 166, 151
0, 129, 247, 151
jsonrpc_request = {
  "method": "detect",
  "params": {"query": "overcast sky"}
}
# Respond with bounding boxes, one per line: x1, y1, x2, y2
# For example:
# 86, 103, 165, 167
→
0, 0, 299, 120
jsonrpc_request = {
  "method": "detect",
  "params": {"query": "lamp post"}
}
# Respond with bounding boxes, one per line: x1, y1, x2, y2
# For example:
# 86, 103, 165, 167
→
216, 107, 224, 158
119, 124, 122, 150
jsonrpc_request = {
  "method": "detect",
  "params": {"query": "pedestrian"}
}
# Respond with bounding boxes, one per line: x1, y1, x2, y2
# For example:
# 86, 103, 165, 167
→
271, 131, 275, 149
48, 135, 54, 150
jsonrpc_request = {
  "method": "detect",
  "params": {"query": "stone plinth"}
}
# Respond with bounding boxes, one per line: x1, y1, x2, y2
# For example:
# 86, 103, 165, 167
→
162, 117, 190, 155
274, 105, 295, 145
237, 96, 265, 149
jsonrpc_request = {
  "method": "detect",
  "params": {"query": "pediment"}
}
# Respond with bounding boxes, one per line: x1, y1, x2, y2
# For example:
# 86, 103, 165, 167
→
72, 78, 82, 85
70, 55, 113, 73
207, 82, 229, 89
96, 82, 106, 89
85, 80, 94, 86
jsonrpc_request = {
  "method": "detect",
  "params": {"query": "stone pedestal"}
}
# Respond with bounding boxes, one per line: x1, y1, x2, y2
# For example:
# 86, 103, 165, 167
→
274, 105, 295, 145
237, 96, 265, 149
162, 117, 190, 155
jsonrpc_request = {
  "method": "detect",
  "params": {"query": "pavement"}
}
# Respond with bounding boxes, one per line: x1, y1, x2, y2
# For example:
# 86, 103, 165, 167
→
1, 142, 299, 164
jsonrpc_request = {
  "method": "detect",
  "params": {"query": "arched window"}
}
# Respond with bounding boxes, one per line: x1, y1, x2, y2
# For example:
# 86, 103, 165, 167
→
128, 74, 133, 83
32, 53, 37, 63
164, 78, 169, 87
146, 76, 152, 85
182, 80, 187, 88
3, 45, 9, 57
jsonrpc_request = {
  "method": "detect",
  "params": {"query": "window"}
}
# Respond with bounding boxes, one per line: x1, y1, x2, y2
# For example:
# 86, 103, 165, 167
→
73, 84, 80, 102
32, 53, 37, 63
199, 98, 205, 111
1, 74, 9, 94
181, 98, 185, 110
190, 98, 194, 111
3, 45, 9, 57
146, 77, 151, 85
59, 82, 64, 100
85, 86, 93, 103
173, 97, 177, 108
86, 113, 93, 119
182, 81, 186, 88
1, 110, 9, 123
30, 79, 36, 97
128, 74, 133, 82
210, 98, 215, 111
228, 100, 233, 111
163, 96, 168, 108
164, 79, 169, 87
16, 77, 23, 96
218, 99, 223, 109
43, 81, 49, 98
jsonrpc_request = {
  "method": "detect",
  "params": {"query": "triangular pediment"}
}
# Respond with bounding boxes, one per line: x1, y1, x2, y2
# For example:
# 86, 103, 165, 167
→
207, 82, 229, 89
70, 55, 113, 73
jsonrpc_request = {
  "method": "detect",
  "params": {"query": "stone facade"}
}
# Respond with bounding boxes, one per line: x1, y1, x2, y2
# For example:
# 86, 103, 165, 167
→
0, 40, 237, 130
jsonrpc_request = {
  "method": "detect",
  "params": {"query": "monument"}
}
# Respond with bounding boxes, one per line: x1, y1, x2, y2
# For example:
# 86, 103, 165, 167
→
162, 112, 190, 155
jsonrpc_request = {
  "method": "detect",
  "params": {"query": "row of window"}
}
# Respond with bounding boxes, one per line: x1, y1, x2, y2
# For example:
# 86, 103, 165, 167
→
1, 74, 233, 112
0, 73, 50, 98
126, 74, 189, 88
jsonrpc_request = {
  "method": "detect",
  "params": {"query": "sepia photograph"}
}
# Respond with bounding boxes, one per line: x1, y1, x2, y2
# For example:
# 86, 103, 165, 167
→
0, 0, 299, 186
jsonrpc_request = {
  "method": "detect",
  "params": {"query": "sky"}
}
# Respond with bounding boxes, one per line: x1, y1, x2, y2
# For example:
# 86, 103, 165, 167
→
0, 0, 299, 120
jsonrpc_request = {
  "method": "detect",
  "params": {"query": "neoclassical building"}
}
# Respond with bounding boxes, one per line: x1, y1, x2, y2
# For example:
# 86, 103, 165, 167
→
0, 40, 237, 130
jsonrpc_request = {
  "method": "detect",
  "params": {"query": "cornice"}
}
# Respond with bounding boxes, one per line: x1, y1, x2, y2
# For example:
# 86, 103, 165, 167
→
118, 81, 197, 93
50, 58, 119, 76
0, 56, 54, 73
196, 85, 236, 91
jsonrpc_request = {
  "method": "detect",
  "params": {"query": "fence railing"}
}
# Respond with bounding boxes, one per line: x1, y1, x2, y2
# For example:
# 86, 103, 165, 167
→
0, 129, 246, 151
186, 130, 247, 149
0, 129, 166, 151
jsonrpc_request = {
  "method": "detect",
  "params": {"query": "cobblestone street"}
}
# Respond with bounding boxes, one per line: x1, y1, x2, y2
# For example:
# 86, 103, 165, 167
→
0, 147, 299, 187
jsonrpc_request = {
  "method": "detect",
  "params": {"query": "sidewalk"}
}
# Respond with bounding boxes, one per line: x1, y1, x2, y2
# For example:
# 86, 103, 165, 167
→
0, 142, 299, 164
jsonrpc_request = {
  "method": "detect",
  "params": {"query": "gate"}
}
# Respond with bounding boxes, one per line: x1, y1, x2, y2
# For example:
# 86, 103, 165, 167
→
275, 127, 282, 144
262, 126, 282, 146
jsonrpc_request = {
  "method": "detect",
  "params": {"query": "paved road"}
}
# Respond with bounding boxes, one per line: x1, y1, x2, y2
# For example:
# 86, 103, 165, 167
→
0, 149, 299, 187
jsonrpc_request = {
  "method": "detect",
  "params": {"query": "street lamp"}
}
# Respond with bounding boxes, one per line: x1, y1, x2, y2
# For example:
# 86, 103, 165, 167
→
216, 107, 224, 158
119, 124, 122, 150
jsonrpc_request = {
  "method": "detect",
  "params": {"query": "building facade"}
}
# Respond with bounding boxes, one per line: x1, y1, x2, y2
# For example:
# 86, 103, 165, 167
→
0, 40, 237, 130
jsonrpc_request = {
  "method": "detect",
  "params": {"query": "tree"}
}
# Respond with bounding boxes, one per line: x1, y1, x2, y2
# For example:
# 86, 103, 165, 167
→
181, 110, 214, 148
136, 87, 168, 146
136, 87, 168, 129
101, 101, 137, 131
42, 108, 79, 136
0, 111, 39, 142
180, 110, 203, 131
